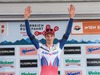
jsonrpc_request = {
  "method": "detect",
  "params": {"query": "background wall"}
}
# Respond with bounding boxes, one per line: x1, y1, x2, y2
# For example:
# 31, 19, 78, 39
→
0, 1, 100, 75
0, 1, 100, 20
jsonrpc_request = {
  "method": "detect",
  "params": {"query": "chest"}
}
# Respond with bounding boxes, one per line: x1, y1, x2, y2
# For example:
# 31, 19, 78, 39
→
38, 44, 61, 57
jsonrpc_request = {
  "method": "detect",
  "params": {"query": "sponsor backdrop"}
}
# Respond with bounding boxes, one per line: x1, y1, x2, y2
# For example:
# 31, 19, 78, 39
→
0, 20, 100, 75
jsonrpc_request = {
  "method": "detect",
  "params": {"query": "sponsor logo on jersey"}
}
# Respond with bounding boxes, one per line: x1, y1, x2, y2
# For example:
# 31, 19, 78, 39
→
42, 51, 58, 55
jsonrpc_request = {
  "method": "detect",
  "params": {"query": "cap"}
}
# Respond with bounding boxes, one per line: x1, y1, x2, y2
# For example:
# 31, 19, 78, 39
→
34, 25, 59, 36
45, 28, 55, 35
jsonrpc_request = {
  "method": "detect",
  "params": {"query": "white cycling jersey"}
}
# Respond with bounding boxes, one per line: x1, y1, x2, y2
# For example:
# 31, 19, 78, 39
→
37, 42, 62, 75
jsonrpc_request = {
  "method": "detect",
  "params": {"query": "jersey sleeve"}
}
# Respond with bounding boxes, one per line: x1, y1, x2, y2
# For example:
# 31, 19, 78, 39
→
59, 18, 73, 49
25, 20, 39, 49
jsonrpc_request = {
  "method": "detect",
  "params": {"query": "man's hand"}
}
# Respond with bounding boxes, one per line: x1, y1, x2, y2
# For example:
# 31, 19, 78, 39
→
68, 4, 75, 18
24, 6, 32, 19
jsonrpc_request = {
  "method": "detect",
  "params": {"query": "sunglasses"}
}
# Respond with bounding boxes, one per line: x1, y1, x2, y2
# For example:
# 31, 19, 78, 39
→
46, 29, 53, 32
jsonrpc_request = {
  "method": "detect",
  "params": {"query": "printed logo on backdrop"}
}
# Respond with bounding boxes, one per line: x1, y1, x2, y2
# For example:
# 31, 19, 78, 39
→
87, 58, 100, 66
64, 46, 81, 54
20, 47, 37, 56
86, 46, 100, 54
65, 70, 82, 75
0, 59, 15, 69
72, 21, 100, 35
72, 22, 83, 35
1, 21, 100, 45
20, 59, 37, 68
19, 23, 59, 44
0, 22, 8, 36
0, 72, 15, 75
0, 48, 15, 56
87, 69, 100, 75
64, 58, 82, 68
20, 23, 44, 36
20, 71, 38, 75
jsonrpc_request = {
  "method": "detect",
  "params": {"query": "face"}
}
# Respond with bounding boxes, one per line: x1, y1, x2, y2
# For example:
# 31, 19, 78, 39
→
45, 33, 55, 44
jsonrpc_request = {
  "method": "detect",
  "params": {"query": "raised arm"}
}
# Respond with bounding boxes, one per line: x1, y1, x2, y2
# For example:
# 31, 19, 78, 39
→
60, 4, 75, 49
24, 6, 39, 49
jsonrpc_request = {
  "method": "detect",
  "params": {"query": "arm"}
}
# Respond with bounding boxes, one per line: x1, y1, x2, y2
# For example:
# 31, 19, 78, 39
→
60, 4, 75, 49
24, 6, 39, 49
